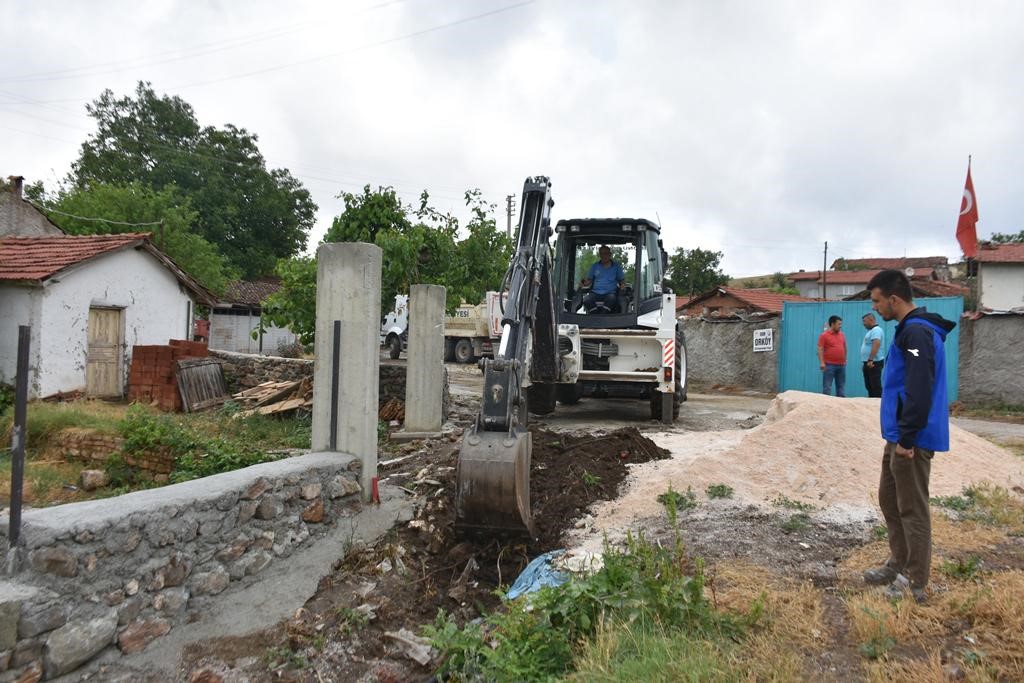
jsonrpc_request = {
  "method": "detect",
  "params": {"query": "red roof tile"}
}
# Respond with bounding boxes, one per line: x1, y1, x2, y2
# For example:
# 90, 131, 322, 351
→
831, 256, 948, 270
0, 233, 150, 281
679, 286, 814, 314
222, 278, 282, 306
975, 243, 1024, 263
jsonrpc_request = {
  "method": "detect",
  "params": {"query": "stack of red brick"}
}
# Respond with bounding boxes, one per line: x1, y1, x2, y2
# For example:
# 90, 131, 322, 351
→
127, 339, 209, 411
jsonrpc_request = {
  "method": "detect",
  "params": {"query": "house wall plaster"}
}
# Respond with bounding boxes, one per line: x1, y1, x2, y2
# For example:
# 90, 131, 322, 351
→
31, 249, 195, 397
978, 263, 1024, 311
0, 284, 43, 393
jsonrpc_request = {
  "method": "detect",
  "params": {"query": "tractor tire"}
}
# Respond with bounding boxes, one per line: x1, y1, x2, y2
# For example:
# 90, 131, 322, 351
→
443, 338, 456, 362
556, 383, 584, 405
454, 338, 475, 364
527, 382, 557, 415
649, 326, 687, 421
387, 334, 402, 360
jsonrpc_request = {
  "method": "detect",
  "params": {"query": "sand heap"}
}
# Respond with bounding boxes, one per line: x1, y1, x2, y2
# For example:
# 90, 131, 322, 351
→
585, 390, 1024, 528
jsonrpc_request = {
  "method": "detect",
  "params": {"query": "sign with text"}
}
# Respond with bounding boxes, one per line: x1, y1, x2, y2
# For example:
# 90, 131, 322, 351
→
753, 328, 774, 353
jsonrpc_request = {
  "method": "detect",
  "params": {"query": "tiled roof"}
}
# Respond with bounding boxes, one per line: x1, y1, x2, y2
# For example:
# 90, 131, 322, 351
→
843, 279, 968, 300
0, 233, 217, 305
0, 233, 150, 281
788, 271, 821, 281
817, 270, 883, 284
222, 278, 282, 305
679, 286, 814, 314
831, 256, 948, 270
975, 243, 1024, 263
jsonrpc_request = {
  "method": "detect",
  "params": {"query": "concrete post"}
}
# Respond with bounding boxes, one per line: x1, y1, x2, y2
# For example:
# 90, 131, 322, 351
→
395, 284, 446, 440
311, 243, 382, 501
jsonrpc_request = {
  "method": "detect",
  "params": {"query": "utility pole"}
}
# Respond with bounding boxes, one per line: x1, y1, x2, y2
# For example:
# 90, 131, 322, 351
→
822, 241, 828, 300
505, 194, 516, 239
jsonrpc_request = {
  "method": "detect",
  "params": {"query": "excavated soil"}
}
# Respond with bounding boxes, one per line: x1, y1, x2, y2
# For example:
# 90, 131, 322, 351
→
180, 426, 669, 682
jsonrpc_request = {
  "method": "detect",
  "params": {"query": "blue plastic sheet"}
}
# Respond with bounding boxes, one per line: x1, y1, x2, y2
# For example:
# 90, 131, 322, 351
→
506, 550, 568, 599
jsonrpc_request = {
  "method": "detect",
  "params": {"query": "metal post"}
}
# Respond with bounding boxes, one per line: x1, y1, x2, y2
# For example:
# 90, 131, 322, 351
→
8, 325, 30, 547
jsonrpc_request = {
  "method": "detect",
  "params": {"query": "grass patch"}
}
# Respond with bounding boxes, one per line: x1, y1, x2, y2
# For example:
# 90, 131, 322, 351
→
771, 495, 816, 512
952, 401, 1024, 422
705, 483, 734, 499
424, 531, 759, 682
938, 555, 983, 581
780, 512, 812, 534
657, 485, 697, 515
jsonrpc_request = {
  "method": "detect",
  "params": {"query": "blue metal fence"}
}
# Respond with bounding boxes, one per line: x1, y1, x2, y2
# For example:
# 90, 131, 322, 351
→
778, 297, 962, 400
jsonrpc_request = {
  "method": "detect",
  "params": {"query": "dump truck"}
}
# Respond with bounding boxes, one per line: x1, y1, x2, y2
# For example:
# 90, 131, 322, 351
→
456, 176, 687, 536
380, 292, 505, 362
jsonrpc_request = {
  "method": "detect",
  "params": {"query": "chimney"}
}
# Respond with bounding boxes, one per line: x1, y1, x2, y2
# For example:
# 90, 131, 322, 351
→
8, 175, 24, 199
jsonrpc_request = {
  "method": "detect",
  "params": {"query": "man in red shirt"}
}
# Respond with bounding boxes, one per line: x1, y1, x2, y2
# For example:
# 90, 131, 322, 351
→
817, 315, 847, 397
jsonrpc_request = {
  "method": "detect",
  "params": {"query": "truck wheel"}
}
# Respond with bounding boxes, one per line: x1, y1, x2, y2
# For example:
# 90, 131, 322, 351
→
454, 338, 475, 364
387, 334, 402, 360
443, 338, 456, 362
528, 383, 557, 415
556, 383, 583, 405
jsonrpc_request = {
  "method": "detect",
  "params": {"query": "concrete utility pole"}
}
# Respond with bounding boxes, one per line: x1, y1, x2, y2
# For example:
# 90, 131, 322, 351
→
822, 241, 828, 300
506, 194, 516, 239
395, 284, 446, 440
311, 242, 382, 502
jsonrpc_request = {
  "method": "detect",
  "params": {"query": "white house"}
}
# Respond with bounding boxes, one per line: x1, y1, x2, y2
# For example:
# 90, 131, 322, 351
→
0, 233, 216, 398
976, 243, 1024, 311
208, 278, 299, 355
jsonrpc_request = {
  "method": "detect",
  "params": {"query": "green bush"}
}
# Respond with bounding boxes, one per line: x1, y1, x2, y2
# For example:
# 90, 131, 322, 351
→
706, 483, 735, 499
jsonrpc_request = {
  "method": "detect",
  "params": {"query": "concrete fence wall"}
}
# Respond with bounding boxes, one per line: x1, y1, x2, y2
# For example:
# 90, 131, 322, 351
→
683, 317, 780, 394
0, 454, 364, 681
958, 314, 1024, 405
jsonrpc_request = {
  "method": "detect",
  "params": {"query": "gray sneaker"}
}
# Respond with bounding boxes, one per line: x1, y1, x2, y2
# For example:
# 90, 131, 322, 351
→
883, 573, 926, 603
863, 565, 898, 586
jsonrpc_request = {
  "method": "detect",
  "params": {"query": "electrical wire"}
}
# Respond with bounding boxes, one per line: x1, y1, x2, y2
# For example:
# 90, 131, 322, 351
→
26, 201, 163, 227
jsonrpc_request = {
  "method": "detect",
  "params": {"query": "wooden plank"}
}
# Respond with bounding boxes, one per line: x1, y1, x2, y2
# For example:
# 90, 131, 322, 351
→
176, 359, 230, 412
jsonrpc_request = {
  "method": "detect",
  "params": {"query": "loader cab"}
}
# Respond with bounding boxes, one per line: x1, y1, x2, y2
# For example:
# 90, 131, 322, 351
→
553, 218, 668, 329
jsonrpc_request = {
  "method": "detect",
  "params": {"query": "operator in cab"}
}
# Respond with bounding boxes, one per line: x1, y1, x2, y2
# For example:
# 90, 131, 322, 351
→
580, 245, 625, 313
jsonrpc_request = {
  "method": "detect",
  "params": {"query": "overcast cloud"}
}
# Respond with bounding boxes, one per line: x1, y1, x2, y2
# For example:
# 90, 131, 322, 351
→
3, 0, 1021, 276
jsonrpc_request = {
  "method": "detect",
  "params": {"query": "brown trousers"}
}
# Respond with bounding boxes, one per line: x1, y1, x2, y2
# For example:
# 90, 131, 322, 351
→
879, 442, 933, 588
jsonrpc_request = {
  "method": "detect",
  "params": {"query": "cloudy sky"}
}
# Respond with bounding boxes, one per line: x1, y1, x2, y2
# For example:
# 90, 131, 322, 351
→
3, 0, 1021, 276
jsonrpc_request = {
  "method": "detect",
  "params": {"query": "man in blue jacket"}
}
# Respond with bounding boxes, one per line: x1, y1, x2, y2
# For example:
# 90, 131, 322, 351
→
861, 270, 956, 603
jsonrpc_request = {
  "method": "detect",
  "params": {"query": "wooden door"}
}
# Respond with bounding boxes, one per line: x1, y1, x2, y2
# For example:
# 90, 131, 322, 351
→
86, 307, 123, 397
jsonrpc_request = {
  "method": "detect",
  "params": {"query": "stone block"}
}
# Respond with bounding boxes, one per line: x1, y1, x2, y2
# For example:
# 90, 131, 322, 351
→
255, 496, 284, 520
116, 597, 145, 627
0, 584, 41, 648
153, 588, 189, 614
299, 482, 322, 500
301, 498, 324, 523
215, 540, 249, 563
240, 478, 272, 501
79, 470, 109, 491
27, 548, 77, 577
237, 500, 258, 525
43, 612, 117, 678
327, 475, 361, 499
191, 567, 230, 596
117, 618, 171, 655
11, 638, 42, 668
18, 603, 69, 639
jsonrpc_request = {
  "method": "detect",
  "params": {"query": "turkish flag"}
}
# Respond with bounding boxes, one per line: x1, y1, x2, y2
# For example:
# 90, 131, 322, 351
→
957, 165, 979, 258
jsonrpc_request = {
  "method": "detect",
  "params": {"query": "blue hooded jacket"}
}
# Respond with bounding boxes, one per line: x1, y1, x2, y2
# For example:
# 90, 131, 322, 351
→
880, 307, 956, 452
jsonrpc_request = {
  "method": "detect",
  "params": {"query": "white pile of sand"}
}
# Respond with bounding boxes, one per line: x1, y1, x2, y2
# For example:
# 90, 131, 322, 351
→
583, 390, 1024, 529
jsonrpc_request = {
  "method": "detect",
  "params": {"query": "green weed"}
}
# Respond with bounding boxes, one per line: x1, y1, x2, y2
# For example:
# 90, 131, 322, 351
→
772, 495, 816, 512
857, 607, 896, 660
263, 645, 308, 671
335, 606, 369, 635
939, 556, 984, 581
872, 525, 889, 540
706, 483, 734, 499
582, 470, 602, 487
658, 485, 698, 519
780, 512, 812, 534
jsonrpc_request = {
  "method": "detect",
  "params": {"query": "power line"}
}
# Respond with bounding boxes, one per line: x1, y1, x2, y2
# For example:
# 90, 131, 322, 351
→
27, 200, 163, 227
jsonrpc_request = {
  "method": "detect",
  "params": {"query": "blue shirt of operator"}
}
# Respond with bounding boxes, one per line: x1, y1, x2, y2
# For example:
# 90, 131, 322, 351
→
860, 325, 886, 362
586, 261, 625, 294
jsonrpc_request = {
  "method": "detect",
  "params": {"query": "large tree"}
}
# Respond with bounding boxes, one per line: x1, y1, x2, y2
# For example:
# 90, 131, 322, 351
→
32, 182, 233, 293
262, 186, 513, 344
71, 82, 316, 278
666, 247, 729, 297
989, 229, 1024, 244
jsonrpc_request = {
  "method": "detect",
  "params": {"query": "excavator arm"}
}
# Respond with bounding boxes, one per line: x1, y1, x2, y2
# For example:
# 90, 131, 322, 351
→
455, 176, 557, 536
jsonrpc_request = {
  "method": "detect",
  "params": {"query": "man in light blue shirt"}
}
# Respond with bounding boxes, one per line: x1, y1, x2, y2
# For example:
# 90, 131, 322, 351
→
581, 245, 625, 313
861, 313, 885, 397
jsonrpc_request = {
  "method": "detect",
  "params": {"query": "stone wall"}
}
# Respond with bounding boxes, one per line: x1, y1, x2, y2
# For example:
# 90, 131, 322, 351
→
958, 314, 1024, 405
0, 453, 363, 681
55, 428, 174, 476
209, 349, 408, 403
683, 317, 780, 393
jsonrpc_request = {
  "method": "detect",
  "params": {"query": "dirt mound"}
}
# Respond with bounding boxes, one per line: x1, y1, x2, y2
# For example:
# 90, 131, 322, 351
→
181, 426, 669, 681
581, 391, 1024, 531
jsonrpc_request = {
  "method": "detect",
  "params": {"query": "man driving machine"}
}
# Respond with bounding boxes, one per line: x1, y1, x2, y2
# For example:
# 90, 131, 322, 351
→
580, 245, 625, 313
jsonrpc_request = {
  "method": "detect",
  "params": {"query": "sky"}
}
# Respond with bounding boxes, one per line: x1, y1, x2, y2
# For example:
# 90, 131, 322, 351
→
2, 0, 1022, 277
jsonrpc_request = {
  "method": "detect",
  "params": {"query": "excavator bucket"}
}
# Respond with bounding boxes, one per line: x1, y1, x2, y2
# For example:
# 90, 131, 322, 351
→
455, 427, 535, 537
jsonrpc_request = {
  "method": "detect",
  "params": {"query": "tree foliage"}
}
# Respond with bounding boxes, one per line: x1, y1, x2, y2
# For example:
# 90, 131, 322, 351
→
665, 247, 729, 297
70, 81, 316, 278
262, 186, 513, 344
989, 230, 1024, 244
32, 182, 233, 293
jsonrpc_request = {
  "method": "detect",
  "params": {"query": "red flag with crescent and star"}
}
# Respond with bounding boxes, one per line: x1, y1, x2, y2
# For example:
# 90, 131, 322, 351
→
956, 163, 979, 258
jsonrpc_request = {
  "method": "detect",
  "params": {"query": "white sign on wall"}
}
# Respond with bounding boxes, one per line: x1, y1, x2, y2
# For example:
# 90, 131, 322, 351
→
753, 328, 774, 353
